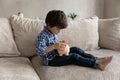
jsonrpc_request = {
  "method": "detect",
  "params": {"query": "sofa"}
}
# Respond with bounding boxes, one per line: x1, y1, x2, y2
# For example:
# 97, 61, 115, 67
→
0, 13, 120, 80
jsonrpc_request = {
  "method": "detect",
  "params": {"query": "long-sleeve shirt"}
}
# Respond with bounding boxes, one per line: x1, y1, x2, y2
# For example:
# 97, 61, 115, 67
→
36, 26, 58, 65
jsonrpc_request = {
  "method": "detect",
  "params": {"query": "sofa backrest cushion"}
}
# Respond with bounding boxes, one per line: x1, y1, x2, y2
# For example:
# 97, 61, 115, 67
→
10, 13, 44, 57
0, 18, 20, 56
58, 16, 99, 51
99, 18, 120, 51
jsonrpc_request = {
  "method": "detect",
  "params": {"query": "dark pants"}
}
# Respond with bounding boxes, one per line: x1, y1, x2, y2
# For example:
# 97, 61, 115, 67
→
48, 47, 96, 68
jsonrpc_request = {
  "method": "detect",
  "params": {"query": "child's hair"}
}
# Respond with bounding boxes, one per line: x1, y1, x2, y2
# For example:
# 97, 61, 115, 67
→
45, 10, 68, 29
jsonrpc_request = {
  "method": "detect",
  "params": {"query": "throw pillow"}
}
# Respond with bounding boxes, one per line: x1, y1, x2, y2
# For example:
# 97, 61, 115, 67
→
10, 13, 44, 57
99, 17, 120, 51
0, 18, 20, 56
58, 16, 99, 51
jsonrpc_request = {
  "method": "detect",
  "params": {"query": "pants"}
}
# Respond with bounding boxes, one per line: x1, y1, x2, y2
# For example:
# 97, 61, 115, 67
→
48, 47, 96, 68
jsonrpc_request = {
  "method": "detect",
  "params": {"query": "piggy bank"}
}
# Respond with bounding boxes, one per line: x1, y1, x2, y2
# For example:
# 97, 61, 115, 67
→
57, 40, 70, 56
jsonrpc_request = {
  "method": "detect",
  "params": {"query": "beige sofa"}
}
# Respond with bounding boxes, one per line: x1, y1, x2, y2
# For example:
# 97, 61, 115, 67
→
0, 13, 120, 80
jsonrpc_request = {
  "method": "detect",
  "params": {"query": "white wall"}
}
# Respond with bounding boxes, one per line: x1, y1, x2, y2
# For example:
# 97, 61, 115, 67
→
105, 0, 120, 18
0, 0, 104, 19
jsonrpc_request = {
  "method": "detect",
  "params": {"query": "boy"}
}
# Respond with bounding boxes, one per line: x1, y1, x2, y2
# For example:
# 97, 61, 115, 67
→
36, 10, 113, 71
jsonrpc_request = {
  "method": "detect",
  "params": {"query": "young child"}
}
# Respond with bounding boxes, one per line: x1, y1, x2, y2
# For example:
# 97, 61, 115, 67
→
36, 10, 113, 71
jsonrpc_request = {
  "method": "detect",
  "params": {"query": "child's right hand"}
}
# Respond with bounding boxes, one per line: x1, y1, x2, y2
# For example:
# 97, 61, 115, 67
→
54, 40, 69, 50
54, 42, 60, 50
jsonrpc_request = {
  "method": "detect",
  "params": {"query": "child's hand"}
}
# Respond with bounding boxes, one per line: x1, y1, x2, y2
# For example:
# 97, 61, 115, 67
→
57, 40, 70, 56
54, 42, 60, 50
59, 43, 66, 50
54, 40, 69, 50
60, 40, 69, 44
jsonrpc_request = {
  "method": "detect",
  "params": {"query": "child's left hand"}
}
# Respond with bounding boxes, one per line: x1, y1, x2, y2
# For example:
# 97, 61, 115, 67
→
57, 40, 70, 56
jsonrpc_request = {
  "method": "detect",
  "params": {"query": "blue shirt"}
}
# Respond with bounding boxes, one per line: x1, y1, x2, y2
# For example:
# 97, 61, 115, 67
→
36, 26, 58, 65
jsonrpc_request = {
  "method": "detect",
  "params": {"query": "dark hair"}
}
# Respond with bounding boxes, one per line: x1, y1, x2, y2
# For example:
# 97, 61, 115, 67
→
45, 10, 68, 29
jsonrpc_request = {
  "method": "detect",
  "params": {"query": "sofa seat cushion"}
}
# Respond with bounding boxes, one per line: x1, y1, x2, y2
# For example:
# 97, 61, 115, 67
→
31, 49, 120, 80
0, 57, 40, 80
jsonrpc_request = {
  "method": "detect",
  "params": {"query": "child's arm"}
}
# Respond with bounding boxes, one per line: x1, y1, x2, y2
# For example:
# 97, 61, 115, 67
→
45, 43, 59, 53
45, 40, 68, 53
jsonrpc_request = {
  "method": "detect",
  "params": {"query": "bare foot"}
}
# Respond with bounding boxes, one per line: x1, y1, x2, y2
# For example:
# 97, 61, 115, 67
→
96, 56, 111, 60
98, 56, 113, 71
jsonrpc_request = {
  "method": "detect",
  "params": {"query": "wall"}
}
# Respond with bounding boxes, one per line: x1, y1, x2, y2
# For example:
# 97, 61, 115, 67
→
0, 0, 104, 19
104, 0, 120, 18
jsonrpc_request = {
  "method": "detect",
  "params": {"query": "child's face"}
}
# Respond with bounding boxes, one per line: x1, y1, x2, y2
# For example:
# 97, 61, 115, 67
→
48, 26, 61, 34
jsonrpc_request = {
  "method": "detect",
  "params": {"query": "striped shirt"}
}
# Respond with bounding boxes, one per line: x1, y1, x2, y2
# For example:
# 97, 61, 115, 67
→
36, 26, 58, 65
